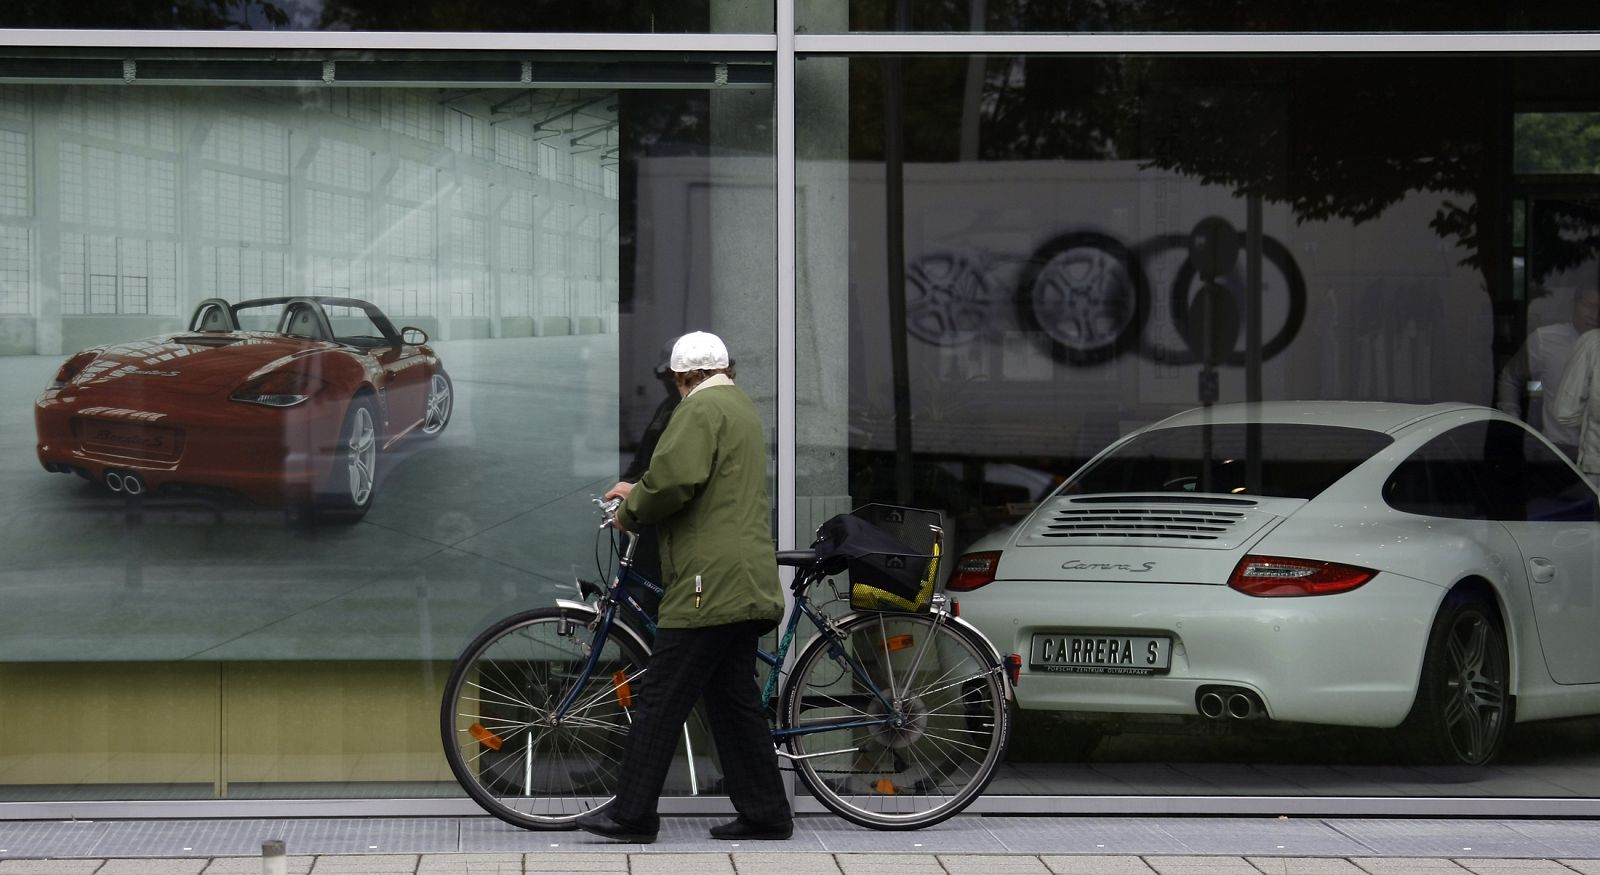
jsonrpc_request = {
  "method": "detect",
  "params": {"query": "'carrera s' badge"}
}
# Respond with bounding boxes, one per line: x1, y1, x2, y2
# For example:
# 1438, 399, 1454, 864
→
1061, 559, 1156, 573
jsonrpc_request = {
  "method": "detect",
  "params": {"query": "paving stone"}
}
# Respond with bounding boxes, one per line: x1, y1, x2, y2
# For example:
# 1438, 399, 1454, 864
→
416, 853, 526, 873
1242, 859, 1364, 874
1042, 856, 1158, 874
730, 852, 844, 874
202, 858, 316, 874
939, 854, 1052, 874
835, 854, 948, 874
522, 854, 629, 871
0, 863, 106, 875
98, 860, 208, 875
1350, 861, 1469, 873
630, 853, 736, 874
1144, 858, 1263, 875
1452, 862, 1575, 874
309, 856, 422, 873
1557, 863, 1600, 875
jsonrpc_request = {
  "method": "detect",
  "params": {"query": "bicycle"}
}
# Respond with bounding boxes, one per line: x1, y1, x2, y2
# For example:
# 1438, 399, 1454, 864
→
440, 500, 1013, 831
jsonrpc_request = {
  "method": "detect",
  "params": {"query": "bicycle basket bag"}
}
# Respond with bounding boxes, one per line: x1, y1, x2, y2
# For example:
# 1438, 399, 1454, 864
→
809, 504, 942, 612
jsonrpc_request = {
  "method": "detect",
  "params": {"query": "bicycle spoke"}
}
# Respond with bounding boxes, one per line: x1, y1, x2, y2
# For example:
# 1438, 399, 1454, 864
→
443, 608, 650, 829
780, 610, 1007, 829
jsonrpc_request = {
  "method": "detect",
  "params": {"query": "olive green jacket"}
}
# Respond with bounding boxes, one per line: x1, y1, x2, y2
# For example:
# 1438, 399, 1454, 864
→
617, 378, 784, 629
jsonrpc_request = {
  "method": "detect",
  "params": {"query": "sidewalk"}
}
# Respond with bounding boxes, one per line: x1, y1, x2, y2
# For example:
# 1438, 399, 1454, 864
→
4, 815, 1600, 873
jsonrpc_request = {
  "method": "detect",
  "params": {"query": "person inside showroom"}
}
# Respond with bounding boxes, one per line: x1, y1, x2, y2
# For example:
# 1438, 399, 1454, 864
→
1499, 283, 1600, 460
575, 330, 793, 844
606, 336, 685, 605
1551, 279, 1600, 482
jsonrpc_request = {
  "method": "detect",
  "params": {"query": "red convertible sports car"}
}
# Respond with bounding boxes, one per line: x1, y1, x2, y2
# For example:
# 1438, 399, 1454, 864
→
35, 296, 452, 521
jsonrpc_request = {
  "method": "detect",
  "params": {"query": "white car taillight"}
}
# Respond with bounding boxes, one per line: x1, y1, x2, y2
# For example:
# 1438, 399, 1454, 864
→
1228, 554, 1376, 597
947, 550, 1001, 592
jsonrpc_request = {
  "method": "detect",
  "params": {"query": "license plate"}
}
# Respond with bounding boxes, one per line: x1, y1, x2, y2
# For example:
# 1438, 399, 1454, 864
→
80, 419, 182, 460
1029, 633, 1172, 676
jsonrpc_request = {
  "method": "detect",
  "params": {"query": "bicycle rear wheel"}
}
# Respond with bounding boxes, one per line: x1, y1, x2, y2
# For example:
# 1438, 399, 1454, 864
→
779, 611, 1009, 830
441, 606, 651, 829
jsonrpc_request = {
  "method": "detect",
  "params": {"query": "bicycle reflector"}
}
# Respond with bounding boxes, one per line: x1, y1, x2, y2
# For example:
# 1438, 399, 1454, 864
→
874, 778, 898, 795
1227, 555, 1376, 597
878, 634, 914, 653
468, 723, 504, 751
1004, 653, 1022, 687
612, 671, 634, 708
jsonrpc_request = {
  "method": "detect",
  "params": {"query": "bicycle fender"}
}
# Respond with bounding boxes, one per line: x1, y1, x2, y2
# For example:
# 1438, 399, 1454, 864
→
555, 598, 597, 615
839, 610, 1015, 702
946, 612, 1017, 702
552, 599, 654, 656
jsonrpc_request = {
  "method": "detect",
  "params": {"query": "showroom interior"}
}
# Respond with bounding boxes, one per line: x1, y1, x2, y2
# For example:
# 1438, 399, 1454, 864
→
4, 1, 1600, 819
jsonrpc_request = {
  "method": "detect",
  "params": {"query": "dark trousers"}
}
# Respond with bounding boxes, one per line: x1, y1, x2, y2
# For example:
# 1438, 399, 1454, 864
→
609, 620, 790, 830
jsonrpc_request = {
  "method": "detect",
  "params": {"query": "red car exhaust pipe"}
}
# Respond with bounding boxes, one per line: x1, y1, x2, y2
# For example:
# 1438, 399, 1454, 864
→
105, 471, 124, 493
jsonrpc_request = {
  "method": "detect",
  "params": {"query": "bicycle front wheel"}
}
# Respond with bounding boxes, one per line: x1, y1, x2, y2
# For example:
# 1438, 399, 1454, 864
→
779, 611, 1010, 830
440, 606, 651, 830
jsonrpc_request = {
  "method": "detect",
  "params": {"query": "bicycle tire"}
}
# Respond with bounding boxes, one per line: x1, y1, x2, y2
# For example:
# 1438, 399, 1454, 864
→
779, 611, 1009, 830
440, 605, 652, 830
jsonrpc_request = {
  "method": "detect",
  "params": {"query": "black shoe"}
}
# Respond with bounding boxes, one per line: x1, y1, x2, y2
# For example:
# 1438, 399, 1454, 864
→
709, 817, 794, 841
574, 810, 658, 843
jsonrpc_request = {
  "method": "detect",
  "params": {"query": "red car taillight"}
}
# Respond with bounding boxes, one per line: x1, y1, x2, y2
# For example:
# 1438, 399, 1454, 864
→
1228, 554, 1376, 597
231, 371, 326, 408
947, 551, 1001, 592
50, 352, 98, 389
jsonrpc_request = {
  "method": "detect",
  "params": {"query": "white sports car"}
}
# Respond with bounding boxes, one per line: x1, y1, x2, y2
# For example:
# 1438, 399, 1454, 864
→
950, 401, 1600, 765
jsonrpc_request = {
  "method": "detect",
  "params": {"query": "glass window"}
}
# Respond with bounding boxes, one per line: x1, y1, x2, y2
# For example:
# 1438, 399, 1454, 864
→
796, 49, 1600, 796
1068, 423, 1391, 499
797, 1, 1600, 35
0, 0, 772, 34
1384, 427, 1495, 520
1, 52, 774, 802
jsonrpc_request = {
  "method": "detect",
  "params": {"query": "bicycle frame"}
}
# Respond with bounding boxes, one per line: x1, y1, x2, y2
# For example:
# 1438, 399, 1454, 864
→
553, 524, 932, 749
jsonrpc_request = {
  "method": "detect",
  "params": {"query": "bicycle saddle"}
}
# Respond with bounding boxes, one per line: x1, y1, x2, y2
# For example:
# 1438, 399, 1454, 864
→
775, 549, 817, 567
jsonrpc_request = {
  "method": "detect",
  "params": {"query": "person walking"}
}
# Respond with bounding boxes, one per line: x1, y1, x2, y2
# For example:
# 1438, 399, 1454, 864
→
575, 330, 793, 844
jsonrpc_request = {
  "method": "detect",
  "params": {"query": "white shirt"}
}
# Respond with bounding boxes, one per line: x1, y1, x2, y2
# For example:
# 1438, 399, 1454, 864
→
1498, 321, 1580, 449
1552, 327, 1600, 471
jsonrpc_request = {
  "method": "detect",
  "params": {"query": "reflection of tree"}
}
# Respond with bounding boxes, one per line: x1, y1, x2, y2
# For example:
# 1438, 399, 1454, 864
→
314, 0, 707, 32
843, 0, 1598, 34
0, 0, 715, 29
1526, 200, 1600, 286
1, 0, 288, 28
852, 55, 1510, 281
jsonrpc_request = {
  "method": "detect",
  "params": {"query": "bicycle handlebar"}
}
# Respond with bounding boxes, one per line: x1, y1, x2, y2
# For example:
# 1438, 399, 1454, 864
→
593, 496, 623, 525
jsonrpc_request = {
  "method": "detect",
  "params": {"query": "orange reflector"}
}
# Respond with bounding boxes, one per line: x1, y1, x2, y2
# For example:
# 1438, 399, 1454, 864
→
874, 778, 897, 795
613, 671, 634, 708
882, 635, 913, 652
468, 723, 503, 751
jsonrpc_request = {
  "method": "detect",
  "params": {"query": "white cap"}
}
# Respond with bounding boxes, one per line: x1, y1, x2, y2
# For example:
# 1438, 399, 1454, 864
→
669, 331, 730, 372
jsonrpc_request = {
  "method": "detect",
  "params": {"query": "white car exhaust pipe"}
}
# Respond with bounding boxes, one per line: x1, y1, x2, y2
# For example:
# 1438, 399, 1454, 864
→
1197, 691, 1226, 719
1227, 692, 1258, 720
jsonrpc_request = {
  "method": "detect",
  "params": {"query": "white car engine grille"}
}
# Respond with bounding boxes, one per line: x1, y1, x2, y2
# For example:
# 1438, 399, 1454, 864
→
1017, 495, 1289, 550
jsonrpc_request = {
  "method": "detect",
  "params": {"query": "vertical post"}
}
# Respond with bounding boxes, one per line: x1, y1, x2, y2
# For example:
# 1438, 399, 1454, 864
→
261, 839, 286, 875
1245, 194, 1263, 494
884, 26, 913, 505
777, 0, 797, 554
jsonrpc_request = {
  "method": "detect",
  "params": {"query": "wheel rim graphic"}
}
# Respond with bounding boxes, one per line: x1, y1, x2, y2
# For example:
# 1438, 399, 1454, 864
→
1017, 231, 1148, 364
